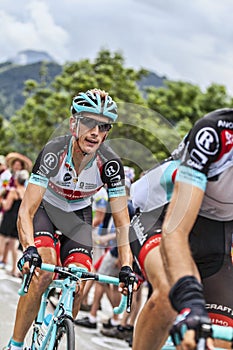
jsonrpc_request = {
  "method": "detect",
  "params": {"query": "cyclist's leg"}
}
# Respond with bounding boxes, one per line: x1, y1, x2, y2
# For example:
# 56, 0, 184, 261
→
191, 217, 233, 349
11, 205, 57, 344
133, 246, 176, 350
129, 208, 176, 350
58, 205, 93, 318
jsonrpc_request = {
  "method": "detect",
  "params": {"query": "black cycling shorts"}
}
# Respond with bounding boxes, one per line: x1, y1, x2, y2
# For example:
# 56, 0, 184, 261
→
33, 201, 93, 271
130, 207, 233, 327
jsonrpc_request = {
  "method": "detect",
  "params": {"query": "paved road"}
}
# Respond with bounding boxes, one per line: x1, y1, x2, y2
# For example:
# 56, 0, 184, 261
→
0, 266, 136, 350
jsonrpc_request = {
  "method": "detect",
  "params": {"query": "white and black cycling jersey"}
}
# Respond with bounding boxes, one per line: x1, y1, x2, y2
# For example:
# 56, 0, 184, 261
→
29, 135, 126, 212
131, 108, 233, 221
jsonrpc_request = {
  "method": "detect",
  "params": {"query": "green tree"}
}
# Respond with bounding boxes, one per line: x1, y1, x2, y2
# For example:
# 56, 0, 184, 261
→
198, 84, 232, 112
8, 49, 148, 164
146, 81, 203, 125
3, 50, 233, 175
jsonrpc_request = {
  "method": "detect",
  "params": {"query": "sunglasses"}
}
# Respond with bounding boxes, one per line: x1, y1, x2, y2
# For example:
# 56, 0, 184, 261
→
78, 116, 112, 132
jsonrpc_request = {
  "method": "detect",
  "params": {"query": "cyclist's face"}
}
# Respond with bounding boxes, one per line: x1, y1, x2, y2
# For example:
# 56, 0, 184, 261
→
70, 113, 112, 154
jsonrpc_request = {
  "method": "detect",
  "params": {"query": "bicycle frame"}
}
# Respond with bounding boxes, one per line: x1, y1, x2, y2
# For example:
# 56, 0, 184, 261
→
18, 263, 127, 350
30, 276, 77, 350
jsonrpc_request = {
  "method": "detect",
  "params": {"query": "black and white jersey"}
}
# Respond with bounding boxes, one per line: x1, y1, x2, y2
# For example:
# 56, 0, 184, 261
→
131, 108, 233, 221
29, 135, 125, 212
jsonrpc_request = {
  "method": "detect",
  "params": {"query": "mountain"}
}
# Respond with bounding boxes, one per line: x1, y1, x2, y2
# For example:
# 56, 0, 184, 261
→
137, 71, 166, 90
10, 50, 55, 65
0, 60, 62, 119
0, 50, 166, 119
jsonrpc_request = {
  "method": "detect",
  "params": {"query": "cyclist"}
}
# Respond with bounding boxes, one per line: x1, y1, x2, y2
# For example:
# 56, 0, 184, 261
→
7, 89, 136, 350
129, 108, 233, 349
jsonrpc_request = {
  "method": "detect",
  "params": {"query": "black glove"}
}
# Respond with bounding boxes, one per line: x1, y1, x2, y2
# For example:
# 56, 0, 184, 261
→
119, 266, 136, 286
119, 265, 137, 313
169, 276, 212, 346
17, 246, 42, 272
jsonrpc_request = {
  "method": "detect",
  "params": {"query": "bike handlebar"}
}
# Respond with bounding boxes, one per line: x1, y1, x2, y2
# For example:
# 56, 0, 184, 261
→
18, 262, 129, 314
163, 325, 233, 350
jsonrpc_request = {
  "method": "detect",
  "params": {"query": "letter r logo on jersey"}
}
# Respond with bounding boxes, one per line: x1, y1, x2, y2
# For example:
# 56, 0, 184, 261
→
105, 160, 120, 177
43, 153, 58, 170
195, 127, 219, 155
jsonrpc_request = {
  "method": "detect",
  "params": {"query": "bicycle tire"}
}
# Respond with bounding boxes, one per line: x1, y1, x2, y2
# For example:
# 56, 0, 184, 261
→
53, 317, 75, 350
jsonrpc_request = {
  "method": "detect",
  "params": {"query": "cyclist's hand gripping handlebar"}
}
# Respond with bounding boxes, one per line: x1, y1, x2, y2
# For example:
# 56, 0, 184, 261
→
17, 246, 42, 295
119, 266, 137, 313
169, 276, 212, 349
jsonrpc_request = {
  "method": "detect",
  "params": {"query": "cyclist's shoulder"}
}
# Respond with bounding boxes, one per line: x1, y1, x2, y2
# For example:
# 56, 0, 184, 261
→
194, 108, 233, 127
32, 135, 71, 174
188, 108, 233, 145
180, 109, 233, 175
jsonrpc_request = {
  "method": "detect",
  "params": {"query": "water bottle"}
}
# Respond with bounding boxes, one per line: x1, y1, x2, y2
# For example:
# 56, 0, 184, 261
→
36, 313, 52, 347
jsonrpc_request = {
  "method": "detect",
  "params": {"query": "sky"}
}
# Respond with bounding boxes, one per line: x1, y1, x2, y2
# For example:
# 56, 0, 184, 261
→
1, 0, 233, 94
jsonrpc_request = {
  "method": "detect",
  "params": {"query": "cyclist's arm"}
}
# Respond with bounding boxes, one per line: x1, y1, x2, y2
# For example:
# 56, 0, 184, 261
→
109, 195, 133, 268
160, 179, 211, 349
160, 180, 204, 284
17, 183, 46, 250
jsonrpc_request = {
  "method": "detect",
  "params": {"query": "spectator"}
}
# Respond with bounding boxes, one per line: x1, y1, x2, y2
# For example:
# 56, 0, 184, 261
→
0, 170, 29, 277
0, 155, 11, 222
0, 155, 12, 267
0, 153, 32, 268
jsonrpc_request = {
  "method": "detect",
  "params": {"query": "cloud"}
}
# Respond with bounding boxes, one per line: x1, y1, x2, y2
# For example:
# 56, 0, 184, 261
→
0, 0, 233, 93
0, 0, 69, 63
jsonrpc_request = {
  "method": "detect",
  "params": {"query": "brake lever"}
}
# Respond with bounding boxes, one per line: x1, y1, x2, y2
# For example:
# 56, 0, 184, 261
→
126, 274, 135, 313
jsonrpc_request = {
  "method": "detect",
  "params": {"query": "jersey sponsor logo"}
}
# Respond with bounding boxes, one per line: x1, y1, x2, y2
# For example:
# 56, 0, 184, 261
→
132, 217, 148, 245
188, 148, 208, 170
195, 127, 219, 155
218, 120, 233, 129
63, 173, 72, 182
225, 131, 233, 146
104, 160, 120, 177
110, 181, 122, 187
43, 152, 58, 170
145, 235, 161, 250
110, 174, 121, 182
48, 181, 97, 200
69, 247, 89, 255
56, 181, 71, 187
108, 186, 125, 197
30, 173, 49, 187
38, 165, 50, 176
216, 130, 233, 160
34, 231, 53, 237
206, 303, 233, 316
84, 183, 97, 190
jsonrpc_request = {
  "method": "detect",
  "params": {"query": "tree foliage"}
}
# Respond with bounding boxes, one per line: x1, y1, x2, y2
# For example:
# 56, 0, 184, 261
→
1, 49, 233, 177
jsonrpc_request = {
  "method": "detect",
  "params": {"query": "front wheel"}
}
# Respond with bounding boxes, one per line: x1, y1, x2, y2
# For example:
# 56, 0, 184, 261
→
53, 317, 75, 350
